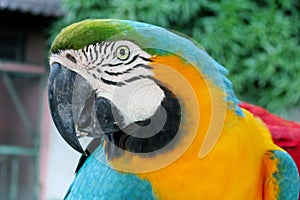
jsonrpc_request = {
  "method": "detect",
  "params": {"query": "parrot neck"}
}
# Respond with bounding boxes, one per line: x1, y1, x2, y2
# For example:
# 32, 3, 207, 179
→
103, 84, 181, 159
103, 55, 236, 173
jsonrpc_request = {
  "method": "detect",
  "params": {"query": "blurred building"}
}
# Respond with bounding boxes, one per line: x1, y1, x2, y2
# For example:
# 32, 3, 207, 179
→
0, 0, 64, 200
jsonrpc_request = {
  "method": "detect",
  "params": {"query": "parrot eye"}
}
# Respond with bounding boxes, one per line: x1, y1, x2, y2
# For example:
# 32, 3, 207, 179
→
116, 45, 130, 60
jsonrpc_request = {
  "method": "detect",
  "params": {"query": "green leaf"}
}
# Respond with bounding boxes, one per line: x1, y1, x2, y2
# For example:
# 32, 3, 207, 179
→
48, 0, 300, 118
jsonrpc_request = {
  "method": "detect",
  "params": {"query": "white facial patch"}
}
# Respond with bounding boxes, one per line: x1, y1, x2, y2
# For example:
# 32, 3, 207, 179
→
127, 81, 164, 124
49, 40, 165, 126
106, 78, 165, 125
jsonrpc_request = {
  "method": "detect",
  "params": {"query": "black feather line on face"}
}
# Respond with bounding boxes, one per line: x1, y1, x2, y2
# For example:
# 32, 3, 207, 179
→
124, 76, 142, 83
92, 45, 98, 64
82, 48, 88, 61
104, 71, 125, 76
139, 56, 153, 62
100, 77, 126, 86
133, 63, 153, 70
104, 83, 181, 158
89, 46, 93, 61
107, 62, 123, 67
124, 54, 139, 65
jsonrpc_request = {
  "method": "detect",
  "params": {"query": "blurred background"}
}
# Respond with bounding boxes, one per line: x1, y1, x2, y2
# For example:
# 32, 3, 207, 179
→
0, 0, 299, 199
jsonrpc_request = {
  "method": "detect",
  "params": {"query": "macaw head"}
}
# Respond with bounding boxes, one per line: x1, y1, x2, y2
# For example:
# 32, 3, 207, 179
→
48, 19, 243, 170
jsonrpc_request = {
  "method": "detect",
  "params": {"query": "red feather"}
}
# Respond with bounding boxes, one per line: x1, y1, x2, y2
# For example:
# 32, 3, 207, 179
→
239, 102, 300, 173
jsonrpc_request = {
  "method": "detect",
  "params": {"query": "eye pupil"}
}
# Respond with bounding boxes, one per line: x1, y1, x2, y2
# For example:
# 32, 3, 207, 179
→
120, 49, 125, 55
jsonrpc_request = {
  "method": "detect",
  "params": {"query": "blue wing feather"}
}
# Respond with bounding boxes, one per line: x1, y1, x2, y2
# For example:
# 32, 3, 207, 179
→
270, 150, 299, 200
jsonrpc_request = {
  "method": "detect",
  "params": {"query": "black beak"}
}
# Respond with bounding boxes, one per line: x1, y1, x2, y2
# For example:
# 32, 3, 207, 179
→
48, 63, 123, 154
48, 63, 86, 154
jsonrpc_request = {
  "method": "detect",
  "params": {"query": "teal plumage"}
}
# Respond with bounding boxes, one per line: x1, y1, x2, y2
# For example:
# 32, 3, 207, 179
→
65, 142, 155, 200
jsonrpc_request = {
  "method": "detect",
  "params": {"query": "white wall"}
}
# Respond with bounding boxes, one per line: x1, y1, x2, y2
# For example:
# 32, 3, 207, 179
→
45, 122, 92, 200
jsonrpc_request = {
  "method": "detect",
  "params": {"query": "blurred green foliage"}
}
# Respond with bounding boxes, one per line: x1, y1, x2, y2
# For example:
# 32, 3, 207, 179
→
49, 0, 300, 117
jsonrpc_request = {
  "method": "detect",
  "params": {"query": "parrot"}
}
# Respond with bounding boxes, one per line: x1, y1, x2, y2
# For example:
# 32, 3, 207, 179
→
47, 19, 299, 199
240, 102, 300, 177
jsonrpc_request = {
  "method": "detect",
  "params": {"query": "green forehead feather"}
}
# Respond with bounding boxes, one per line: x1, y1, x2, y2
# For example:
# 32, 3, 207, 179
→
50, 19, 135, 53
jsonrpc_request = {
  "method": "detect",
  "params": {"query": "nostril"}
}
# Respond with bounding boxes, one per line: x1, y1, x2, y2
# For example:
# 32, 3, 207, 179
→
66, 53, 77, 63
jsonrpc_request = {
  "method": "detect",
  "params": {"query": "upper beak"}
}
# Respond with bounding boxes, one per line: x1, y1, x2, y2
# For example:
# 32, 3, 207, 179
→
48, 62, 86, 154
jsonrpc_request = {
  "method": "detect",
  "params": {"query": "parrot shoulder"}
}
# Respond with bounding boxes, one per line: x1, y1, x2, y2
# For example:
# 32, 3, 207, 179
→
263, 150, 299, 200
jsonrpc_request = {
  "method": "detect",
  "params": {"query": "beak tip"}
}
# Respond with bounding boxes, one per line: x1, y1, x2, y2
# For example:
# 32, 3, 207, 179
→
68, 137, 83, 153
74, 146, 86, 155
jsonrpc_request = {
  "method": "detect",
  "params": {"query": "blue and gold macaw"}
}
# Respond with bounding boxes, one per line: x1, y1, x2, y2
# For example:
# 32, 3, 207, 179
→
47, 19, 299, 199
